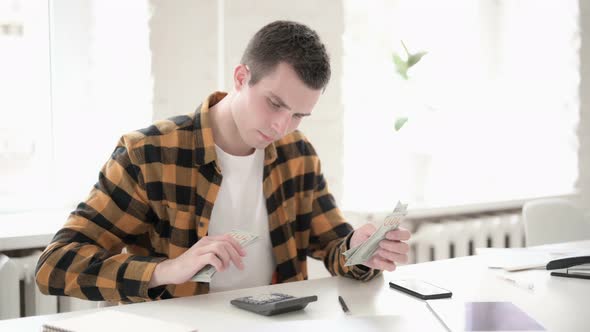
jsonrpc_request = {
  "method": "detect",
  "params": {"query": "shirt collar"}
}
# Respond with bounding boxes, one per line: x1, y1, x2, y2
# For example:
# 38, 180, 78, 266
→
193, 91, 277, 167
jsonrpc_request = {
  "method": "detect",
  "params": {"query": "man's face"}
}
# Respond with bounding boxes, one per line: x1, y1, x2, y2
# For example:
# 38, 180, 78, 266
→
230, 62, 322, 150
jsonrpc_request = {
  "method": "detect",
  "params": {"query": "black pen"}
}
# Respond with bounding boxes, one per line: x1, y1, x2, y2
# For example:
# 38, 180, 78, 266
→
338, 295, 350, 314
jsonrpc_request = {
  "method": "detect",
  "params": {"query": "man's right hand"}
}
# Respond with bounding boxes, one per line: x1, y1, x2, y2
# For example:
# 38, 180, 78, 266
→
148, 234, 246, 288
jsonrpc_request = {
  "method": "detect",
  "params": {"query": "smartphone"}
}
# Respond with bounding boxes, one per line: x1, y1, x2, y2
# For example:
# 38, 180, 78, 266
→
389, 279, 452, 300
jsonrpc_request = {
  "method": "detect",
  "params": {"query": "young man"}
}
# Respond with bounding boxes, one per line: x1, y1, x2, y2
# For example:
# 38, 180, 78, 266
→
36, 20, 411, 303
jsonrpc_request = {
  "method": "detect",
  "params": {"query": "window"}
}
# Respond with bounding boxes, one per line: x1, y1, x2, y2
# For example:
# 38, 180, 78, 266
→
342, 0, 579, 211
0, 0, 153, 213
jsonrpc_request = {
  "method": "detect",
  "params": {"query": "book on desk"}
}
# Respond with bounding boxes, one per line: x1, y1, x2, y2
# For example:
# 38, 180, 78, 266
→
42, 310, 196, 332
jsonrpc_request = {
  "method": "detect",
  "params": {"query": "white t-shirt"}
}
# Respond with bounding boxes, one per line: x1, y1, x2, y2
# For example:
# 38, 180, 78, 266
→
208, 145, 275, 292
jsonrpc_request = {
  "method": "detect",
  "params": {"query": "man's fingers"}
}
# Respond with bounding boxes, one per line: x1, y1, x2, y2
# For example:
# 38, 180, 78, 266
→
211, 234, 246, 256
223, 241, 244, 270
375, 248, 408, 264
199, 242, 231, 269
203, 235, 246, 256
385, 228, 411, 241
366, 256, 397, 271
378, 239, 409, 254
202, 253, 224, 272
220, 234, 247, 256
201, 241, 244, 270
214, 242, 232, 269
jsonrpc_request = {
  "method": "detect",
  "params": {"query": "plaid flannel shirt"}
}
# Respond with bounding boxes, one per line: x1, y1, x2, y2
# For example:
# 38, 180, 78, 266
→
35, 92, 380, 303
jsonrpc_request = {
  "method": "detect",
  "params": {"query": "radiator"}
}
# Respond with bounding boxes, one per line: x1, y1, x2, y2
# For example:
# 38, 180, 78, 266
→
307, 210, 524, 278
408, 212, 524, 263
0, 254, 20, 319
0, 251, 97, 320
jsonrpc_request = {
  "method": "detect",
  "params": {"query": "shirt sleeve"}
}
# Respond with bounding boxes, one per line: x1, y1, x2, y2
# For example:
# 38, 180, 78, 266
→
35, 137, 166, 302
306, 164, 381, 281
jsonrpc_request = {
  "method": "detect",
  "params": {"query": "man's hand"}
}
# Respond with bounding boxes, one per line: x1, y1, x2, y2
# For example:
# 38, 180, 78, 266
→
350, 223, 411, 271
148, 234, 246, 288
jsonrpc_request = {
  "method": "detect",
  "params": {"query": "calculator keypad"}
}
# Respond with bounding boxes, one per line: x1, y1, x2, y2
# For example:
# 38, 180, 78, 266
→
238, 293, 294, 304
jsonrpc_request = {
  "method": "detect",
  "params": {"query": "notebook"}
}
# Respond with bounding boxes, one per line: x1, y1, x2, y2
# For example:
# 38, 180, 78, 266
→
42, 310, 197, 332
476, 248, 590, 271
426, 300, 545, 332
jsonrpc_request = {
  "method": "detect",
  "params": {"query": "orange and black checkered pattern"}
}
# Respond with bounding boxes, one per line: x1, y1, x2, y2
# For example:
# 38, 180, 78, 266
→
35, 92, 380, 303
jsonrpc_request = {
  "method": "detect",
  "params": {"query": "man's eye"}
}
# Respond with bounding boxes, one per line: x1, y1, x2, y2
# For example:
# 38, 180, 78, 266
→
293, 114, 304, 119
268, 99, 280, 109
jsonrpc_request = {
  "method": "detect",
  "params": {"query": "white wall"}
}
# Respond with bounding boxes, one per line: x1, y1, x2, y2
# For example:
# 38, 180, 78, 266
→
149, 0, 218, 120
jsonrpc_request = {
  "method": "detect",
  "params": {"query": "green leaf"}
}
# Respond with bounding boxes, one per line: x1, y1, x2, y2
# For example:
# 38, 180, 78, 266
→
392, 53, 408, 80
394, 117, 408, 131
407, 51, 427, 68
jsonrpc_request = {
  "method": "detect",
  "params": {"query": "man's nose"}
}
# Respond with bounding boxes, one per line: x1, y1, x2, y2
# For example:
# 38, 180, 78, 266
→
271, 112, 291, 137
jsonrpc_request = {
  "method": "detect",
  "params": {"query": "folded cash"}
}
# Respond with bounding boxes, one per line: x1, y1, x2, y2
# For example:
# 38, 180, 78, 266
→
343, 201, 408, 267
191, 229, 258, 283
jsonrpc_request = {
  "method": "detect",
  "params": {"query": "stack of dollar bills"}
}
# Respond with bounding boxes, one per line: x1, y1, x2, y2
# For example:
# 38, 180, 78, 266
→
342, 201, 408, 267
191, 229, 259, 283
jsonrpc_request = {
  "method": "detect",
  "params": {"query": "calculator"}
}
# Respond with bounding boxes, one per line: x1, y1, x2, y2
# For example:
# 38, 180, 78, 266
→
230, 293, 318, 316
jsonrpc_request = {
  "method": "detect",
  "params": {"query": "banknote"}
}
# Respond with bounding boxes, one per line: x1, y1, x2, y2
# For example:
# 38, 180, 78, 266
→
343, 201, 408, 267
191, 229, 259, 282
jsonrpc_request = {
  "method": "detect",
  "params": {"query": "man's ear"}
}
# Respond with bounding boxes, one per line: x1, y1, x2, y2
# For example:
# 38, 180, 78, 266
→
233, 64, 250, 91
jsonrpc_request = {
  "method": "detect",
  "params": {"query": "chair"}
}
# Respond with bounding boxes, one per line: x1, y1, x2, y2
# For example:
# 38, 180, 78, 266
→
522, 198, 590, 246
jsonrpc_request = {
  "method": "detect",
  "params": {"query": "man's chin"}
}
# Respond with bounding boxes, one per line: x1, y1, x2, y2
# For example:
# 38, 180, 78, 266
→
251, 141, 272, 150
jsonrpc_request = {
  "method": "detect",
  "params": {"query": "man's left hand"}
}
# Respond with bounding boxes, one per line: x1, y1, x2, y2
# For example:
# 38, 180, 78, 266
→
349, 223, 411, 271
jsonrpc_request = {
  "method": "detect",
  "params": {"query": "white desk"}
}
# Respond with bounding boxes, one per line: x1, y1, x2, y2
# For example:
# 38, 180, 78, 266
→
1, 240, 588, 331
0, 209, 71, 251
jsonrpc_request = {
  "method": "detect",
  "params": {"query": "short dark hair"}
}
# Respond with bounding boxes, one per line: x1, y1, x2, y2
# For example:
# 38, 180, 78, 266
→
241, 20, 331, 90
